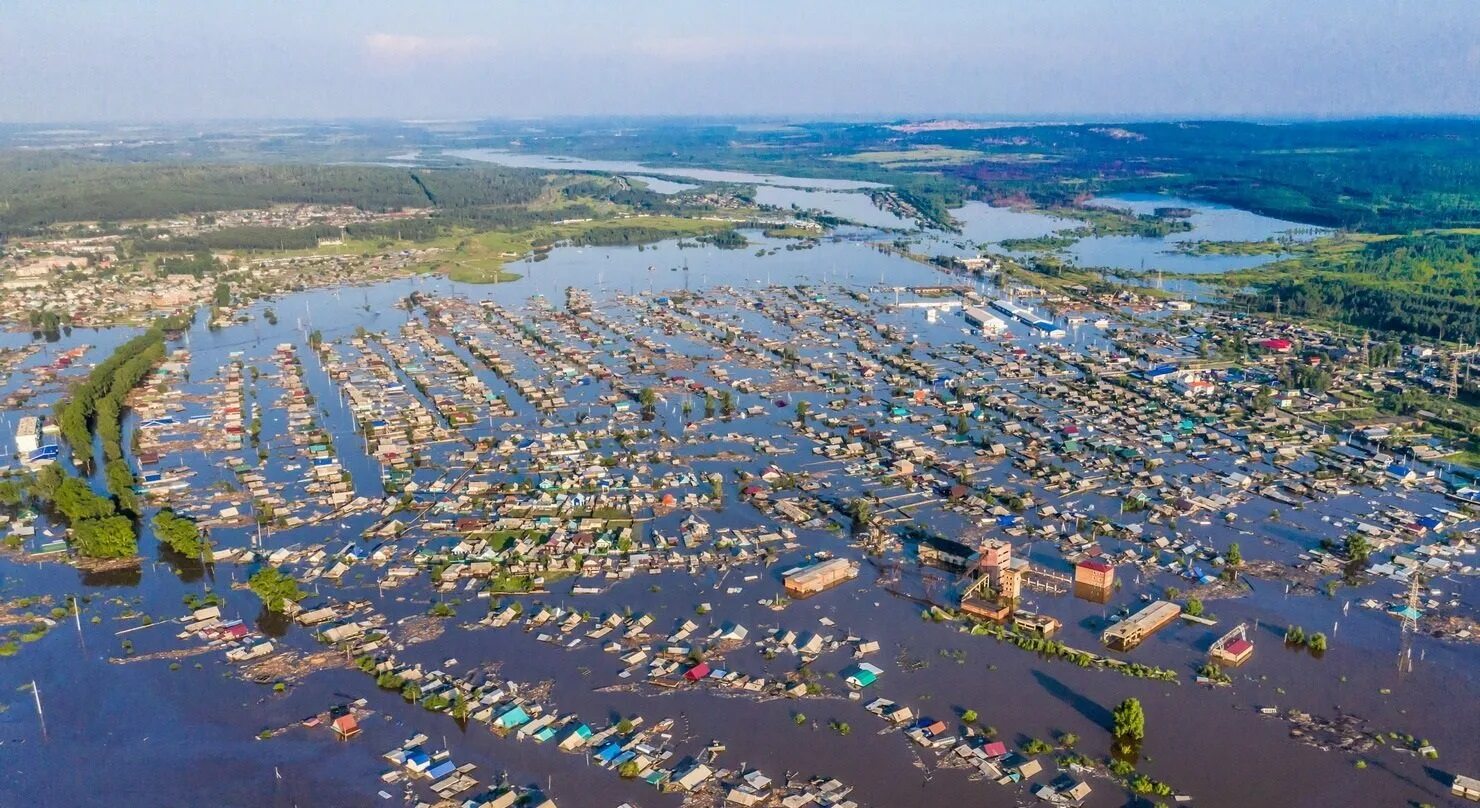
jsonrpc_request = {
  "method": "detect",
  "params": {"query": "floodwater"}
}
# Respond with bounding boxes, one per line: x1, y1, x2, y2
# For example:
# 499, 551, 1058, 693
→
626, 176, 698, 195
0, 193, 1474, 808
450, 149, 884, 190
1063, 194, 1326, 275
916, 194, 1326, 277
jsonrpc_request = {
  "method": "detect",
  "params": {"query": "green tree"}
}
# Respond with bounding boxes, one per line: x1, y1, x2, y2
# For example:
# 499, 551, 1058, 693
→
1342, 533, 1372, 565
53, 476, 117, 522
1112, 697, 1145, 742
1184, 598, 1204, 617
152, 509, 207, 556
0, 479, 25, 507
848, 497, 873, 529
72, 515, 138, 558
248, 566, 304, 613
795, 400, 811, 424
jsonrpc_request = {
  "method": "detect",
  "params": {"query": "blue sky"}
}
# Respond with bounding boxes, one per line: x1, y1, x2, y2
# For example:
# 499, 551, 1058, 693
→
2, 0, 1476, 122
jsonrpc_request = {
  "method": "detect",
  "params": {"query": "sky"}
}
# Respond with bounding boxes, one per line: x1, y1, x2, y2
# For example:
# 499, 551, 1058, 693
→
1, 0, 1477, 122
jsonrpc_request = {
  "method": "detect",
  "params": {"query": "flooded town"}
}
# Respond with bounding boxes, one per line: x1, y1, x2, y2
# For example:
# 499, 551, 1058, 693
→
2, 157, 1477, 808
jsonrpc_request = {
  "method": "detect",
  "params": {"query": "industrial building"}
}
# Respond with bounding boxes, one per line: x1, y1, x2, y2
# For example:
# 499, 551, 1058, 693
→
1102, 600, 1182, 650
783, 557, 859, 597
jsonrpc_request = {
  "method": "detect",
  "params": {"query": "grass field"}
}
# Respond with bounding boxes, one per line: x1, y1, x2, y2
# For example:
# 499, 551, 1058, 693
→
833, 147, 986, 167
211, 213, 743, 285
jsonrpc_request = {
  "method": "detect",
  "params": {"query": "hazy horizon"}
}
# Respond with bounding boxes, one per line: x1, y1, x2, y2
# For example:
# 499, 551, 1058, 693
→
3, 0, 1477, 123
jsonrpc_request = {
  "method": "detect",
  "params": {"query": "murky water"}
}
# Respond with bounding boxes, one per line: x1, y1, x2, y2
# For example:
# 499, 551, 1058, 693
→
450, 150, 884, 190
0, 194, 1471, 808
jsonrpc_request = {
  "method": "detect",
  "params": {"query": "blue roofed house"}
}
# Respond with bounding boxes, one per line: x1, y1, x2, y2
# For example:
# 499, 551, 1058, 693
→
493, 704, 531, 730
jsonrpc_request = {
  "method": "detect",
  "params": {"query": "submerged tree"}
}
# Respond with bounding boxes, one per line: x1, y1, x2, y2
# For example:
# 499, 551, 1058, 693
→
1112, 697, 1145, 743
249, 566, 304, 613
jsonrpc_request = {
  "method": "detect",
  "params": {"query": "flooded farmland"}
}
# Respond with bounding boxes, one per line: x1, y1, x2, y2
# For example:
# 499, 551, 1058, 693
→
0, 195, 1476, 808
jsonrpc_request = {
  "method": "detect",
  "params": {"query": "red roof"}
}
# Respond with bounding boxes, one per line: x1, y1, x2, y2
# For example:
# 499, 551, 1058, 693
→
982, 741, 1008, 757
1261, 338, 1292, 351
1077, 558, 1113, 573
684, 662, 712, 681
1224, 638, 1253, 656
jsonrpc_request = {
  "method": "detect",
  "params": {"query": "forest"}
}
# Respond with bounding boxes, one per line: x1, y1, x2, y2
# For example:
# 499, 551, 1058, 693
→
1234, 233, 1480, 342
0, 154, 550, 235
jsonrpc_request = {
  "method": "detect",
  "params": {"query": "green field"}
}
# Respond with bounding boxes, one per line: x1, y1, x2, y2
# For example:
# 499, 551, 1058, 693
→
834, 147, 986, 167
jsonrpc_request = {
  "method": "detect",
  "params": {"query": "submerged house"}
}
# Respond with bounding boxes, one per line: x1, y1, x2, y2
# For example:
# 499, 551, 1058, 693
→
842, 662, 883, 689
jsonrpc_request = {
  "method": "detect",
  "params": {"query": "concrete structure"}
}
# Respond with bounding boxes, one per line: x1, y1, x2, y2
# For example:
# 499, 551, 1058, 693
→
1074, 558, 1115, 589
783, 557, 859, 597
1102, 600, 1182, 650
14, 416, 40, 455
963, 306, 1009, 334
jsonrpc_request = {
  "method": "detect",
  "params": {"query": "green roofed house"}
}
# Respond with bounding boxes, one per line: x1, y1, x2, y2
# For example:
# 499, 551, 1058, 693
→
843, 662, 883, 689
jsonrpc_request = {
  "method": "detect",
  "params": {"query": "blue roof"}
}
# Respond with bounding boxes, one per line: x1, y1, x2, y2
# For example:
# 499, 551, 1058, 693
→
595, 742, 623, 762
426, 760, 456, 778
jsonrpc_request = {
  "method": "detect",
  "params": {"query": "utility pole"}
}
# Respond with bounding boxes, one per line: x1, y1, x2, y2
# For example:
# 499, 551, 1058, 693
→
31, 680, 46, 741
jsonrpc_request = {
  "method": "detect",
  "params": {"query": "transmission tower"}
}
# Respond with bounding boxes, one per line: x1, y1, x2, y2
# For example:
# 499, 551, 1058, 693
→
1398, 572, 1423, 673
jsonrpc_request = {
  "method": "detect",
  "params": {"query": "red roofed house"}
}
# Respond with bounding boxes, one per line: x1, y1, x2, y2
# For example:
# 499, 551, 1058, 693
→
684, 662, 712, 682
1260, 338, 1292, 353
1212, 637, 1254, 666
331, 714, 361, 740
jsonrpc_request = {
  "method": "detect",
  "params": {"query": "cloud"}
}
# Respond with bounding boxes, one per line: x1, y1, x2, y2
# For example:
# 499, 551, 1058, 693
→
363, 33, 495, 65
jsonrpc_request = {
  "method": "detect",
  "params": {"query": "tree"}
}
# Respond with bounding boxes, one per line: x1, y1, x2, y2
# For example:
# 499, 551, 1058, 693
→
1308, 632, 1328, 653
0, 479, 24, 507
795, 400, 811, 424
72, 515, 138, 558
153, 509, 206, 556
1112, 697, 1145, 742
1184, 598, 1204, 617
53, 476, 117, 522
848, 497, 873, 529
104, 458, 138, 516
248, 566, 303, 613
961, 709, 978, 724
1225, 542, 1242, 568
638, 387, 658, 413
1342, 533, 1372, 565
